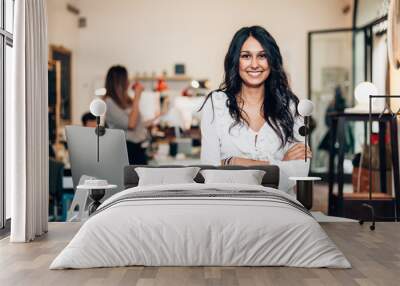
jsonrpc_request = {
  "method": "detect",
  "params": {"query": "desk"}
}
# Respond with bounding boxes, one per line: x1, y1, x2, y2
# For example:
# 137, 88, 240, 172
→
327, 112, 400, 217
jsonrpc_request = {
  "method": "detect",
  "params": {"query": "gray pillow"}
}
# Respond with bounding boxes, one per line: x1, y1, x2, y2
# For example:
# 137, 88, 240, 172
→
135, 167, 201, 186
200, 169, 266, 185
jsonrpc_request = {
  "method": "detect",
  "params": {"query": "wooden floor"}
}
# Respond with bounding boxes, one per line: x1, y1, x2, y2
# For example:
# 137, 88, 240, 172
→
1, 222, 399, 286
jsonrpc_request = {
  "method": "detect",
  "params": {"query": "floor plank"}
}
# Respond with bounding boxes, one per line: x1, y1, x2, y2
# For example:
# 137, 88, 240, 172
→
0, 222, 399, 286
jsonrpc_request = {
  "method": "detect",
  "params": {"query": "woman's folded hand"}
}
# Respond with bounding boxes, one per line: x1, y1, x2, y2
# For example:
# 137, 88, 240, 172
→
283, 143, 312, 161
221, 157, 269, 166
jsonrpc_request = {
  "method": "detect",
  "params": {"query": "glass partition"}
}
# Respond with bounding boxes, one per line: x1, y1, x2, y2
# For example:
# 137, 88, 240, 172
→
5, 43, 12, 220
309, 30, 354, 174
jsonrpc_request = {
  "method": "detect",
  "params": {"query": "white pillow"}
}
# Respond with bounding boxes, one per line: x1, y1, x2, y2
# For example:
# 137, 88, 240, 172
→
200, 169, 266, 185
135, 167, 200, 186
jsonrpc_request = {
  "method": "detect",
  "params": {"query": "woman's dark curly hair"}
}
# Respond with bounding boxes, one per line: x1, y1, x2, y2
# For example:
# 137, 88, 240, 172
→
200, 25, 299, 148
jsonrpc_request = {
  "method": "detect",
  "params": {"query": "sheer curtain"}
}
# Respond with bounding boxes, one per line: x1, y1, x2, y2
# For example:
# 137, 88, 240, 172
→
8, 0, 48, 242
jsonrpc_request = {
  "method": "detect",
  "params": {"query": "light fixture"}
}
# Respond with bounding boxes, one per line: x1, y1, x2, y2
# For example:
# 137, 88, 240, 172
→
190, 80, 200, 89
353, 81, 386, 113
90, 98, 107, 162
94, 87, 107, 96
90, 98, 107, 116
297, 99, 314, 162
355, 82, 378, 104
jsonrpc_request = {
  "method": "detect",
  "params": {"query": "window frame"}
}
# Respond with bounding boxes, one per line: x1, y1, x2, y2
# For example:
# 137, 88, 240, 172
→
1, 0, 14, 231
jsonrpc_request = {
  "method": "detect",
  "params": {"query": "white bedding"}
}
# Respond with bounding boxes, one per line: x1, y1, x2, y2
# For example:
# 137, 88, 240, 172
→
50, 183, 351, 269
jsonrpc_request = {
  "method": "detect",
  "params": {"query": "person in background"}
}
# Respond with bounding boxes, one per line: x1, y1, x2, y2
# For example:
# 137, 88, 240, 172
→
103, 65, 158, 165
318, 85, 354, 154
81, 112, 97, 127
199, 26, 311, 192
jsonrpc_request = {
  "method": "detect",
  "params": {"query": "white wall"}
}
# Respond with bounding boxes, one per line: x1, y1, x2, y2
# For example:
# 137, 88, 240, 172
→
47, 0, 80, 49
47, 0, 80, 123
47, 0, 352, 124
356, 0, 387, 27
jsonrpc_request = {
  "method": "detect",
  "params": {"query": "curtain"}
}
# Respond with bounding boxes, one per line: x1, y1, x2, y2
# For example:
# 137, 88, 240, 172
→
8, 0, 48, 242
372, 34, 388, 95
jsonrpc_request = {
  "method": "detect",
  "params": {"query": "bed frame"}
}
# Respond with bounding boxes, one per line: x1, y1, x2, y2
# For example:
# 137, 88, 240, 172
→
124, 165, 280, 189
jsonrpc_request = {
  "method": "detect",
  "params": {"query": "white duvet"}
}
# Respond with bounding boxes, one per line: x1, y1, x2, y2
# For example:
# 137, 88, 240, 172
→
50, 183, 351, 269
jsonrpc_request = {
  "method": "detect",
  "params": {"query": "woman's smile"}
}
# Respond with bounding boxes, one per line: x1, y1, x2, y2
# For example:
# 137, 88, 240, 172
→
246, 70, 264, 78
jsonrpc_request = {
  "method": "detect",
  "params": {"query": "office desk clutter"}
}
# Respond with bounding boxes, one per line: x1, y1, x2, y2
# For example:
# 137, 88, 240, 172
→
327, 81, 400, 230
77, 179, 117, 215
352, 137, 393, 194
67, 176, 117, 221
360, 91, 400, 230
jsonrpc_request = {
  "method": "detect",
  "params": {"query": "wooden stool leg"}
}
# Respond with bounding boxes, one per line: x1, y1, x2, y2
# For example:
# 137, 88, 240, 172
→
378, 121, 387, 193
296, 181, 313, 210
390, 118, 400, 220
337, 118, 346, 216
328, 118, 338, 216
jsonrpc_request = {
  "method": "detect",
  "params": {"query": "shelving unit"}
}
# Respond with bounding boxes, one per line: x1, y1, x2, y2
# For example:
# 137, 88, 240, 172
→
48, 59, 62, 158
131, 75, 193, 93
133, 75, 192, 82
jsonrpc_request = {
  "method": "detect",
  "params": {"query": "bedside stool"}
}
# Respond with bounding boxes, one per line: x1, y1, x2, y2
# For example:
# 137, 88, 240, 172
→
289, 177, 321, 210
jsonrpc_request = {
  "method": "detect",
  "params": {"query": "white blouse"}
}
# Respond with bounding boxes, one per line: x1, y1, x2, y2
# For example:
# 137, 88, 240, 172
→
200, 91, 310, 192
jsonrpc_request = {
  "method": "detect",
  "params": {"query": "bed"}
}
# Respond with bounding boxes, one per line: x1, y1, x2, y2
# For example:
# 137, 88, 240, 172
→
50, 165, 350, 269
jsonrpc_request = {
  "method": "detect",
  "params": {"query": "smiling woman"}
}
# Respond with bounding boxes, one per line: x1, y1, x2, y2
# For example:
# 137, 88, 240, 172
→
199, 26, 311, 192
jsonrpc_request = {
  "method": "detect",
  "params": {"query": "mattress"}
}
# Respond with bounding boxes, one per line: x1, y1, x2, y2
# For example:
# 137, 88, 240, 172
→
50, 183, 351, 269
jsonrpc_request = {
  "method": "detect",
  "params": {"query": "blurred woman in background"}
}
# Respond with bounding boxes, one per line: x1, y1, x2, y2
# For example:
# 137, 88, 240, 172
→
104, 65, 153, 164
